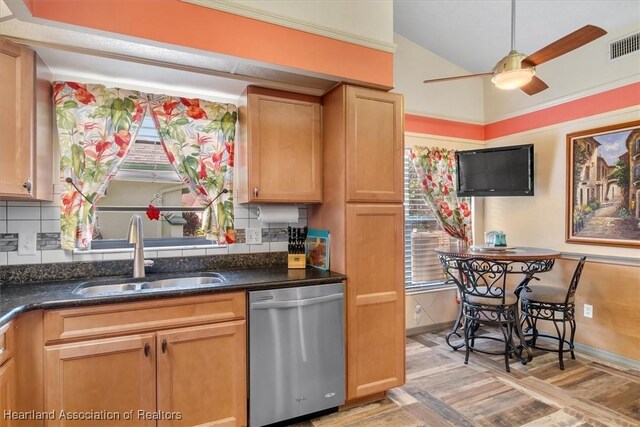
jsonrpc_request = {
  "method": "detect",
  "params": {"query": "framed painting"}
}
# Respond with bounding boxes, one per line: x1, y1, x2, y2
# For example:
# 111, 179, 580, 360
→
566, 120, 640, 248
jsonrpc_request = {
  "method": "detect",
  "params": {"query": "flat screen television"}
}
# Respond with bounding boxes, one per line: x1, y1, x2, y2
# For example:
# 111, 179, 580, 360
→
456, 144, 534, 197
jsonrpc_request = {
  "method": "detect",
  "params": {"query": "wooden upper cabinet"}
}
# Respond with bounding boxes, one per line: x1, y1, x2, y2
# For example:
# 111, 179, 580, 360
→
0, 38, 53, 201
345, 204, 404, 399
44, 334, 156, 427
345, 86, 404, 203
157, 321, 246, 427
236, 86, 322, 203
0, 39, 32, 199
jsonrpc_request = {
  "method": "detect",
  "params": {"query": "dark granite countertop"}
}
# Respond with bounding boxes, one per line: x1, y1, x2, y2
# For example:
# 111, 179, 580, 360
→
0, 267, 346, 327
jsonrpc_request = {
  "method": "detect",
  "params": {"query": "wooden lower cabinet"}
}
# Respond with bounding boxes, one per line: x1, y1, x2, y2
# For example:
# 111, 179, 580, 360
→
157, 321, 247, 427
0, 359, 16, 427
44, 334, 156, 427
345, 204, 405, 399
44, 321, 247, 426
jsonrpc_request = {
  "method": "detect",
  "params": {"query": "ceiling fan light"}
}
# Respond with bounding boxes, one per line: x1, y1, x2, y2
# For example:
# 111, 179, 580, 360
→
491, 68, 536, 90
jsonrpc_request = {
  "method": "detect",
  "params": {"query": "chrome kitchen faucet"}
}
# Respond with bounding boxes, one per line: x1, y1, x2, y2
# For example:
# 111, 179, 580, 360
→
127, 214, 152, 278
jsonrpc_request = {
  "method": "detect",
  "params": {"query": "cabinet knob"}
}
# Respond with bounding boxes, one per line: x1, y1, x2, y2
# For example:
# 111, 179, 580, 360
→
0, 347, 4, 356
144, 342, 150, 357
23, 179, 32, 194
161, 338, 167, 354
253, 187, 259, 198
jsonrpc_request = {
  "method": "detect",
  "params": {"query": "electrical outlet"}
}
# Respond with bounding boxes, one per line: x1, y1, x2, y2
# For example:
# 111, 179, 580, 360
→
18, 233, 37, 256
246, 228, 262, 245
414, 304, 423, 323
584, 304, 593, 318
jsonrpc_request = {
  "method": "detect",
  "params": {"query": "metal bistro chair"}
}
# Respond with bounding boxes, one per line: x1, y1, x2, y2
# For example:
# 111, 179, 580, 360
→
520, 256, 587, 370
456, 257, 527, 373
439, 254, 467, 350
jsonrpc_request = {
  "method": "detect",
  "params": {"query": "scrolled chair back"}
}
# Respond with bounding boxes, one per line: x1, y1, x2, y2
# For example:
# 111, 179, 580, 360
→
565, 256, 587, 305
438, 254, 465, 292
456, 257, 511, 305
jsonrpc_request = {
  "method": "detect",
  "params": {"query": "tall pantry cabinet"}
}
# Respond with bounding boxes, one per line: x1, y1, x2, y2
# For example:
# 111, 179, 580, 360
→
309, 85, 405, 402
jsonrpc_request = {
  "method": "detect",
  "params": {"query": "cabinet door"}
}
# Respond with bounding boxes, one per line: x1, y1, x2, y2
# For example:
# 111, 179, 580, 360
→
346, 204, 405, 400
0, 39, 34, 198
0, 359, 16, 427
247, 90, 322, 203
346, 87, 403, 203
45, 334, 156, 427
157, 321, 246, 427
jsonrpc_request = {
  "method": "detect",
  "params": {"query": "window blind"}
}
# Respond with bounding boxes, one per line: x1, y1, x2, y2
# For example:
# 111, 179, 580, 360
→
404, 150, 451, 289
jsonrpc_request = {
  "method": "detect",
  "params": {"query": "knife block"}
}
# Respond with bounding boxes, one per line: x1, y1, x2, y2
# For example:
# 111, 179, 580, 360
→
288, 254, 306, 269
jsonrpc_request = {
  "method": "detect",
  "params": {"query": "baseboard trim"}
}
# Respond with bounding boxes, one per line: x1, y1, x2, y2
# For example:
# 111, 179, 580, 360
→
573, 342, 640, 370
406, 321, 455, 337
530, 336, 640, 369
406, 325, 640, 370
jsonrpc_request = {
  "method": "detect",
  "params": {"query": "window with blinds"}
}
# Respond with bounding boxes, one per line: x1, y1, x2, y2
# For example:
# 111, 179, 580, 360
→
404, 149, 458, 289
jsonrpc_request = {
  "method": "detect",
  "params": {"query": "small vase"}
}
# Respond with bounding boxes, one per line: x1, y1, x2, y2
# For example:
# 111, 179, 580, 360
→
455, 238, 468, 251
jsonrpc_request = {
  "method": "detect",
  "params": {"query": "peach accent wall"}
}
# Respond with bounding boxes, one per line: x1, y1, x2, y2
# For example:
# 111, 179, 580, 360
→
404, 83, 640, 142
405, 114, 484, 141
404, 82, 640, 142
485, 82, 640, 140
25, 0, 393, 87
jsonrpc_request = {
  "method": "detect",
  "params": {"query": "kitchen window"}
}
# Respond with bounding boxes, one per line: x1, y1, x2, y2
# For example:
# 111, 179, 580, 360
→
404, 149, 467, 291
92, 112, 211, 250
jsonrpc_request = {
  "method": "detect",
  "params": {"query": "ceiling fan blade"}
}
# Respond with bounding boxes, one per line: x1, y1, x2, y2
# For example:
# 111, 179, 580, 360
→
423, 72, 492, 84
522, 25, 607, 67
520, 76, 549, 96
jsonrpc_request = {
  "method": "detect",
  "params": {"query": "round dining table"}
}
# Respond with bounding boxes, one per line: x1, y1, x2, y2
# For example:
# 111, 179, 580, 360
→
434, 245, 562, 362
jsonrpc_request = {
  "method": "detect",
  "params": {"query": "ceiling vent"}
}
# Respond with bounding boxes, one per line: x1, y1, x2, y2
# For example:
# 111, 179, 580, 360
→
609, 32, 640, 60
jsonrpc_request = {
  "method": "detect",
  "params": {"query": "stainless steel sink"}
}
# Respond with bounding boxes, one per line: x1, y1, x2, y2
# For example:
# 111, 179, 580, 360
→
74, 282, 150, 296
148, 276, 225, 288
74, 273, 226, 296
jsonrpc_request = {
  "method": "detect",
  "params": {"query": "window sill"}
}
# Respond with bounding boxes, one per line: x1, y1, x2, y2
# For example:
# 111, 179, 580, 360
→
405, 282, 458, 295
73, 243, 228, 255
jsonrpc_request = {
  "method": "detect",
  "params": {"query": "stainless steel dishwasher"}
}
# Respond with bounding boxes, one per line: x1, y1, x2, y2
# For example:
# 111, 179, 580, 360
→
249, 283, 345, 426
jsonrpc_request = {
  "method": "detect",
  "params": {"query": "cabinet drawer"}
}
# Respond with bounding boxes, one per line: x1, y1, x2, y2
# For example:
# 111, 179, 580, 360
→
44, 293, 246, 344
0, 321, 14, 366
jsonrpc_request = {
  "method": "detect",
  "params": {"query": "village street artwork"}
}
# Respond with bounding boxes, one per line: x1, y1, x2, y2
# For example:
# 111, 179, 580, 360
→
568, 122, 640, 247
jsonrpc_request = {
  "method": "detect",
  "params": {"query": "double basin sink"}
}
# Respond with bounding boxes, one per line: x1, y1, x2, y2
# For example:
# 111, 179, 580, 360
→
73, 273, 226, 296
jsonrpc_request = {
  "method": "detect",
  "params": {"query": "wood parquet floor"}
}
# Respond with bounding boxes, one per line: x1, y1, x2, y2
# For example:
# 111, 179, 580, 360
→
296, 329, 640, 427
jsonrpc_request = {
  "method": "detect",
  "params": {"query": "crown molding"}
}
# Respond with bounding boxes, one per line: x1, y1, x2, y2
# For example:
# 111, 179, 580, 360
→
181, 0, 397, 53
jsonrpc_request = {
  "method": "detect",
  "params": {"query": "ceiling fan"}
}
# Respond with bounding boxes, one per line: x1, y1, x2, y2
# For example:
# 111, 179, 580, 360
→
422, 0, 607, 95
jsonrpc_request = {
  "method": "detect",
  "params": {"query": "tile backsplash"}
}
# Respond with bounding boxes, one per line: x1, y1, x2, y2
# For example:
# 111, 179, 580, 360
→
0, 192, 307, 266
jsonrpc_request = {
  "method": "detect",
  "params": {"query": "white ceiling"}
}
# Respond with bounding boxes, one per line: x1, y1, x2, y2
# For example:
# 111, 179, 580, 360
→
394, 0, 640, 74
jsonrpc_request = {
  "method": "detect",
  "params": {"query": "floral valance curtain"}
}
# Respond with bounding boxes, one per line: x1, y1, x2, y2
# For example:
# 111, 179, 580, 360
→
53, 83, 238, 250
410, 146, 472, 244
54, 82, 147, 250
149, 95, 236, 245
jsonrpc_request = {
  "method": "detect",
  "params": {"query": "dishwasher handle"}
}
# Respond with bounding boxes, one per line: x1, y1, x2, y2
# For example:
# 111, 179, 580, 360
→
251, 293, 343, 310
